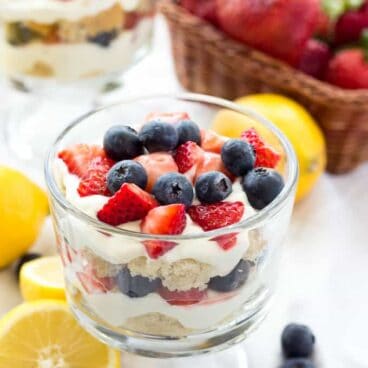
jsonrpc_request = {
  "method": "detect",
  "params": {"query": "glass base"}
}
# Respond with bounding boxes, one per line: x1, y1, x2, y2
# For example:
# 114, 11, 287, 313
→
120, 345, 248, 368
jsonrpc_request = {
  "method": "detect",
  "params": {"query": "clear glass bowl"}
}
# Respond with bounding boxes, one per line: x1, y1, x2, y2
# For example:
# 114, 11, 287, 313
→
45, 94, 298, 359
0, 0, 154, 90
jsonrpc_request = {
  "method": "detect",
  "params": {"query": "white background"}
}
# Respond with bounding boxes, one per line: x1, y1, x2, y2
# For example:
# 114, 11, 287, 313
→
0, 17, 367, 368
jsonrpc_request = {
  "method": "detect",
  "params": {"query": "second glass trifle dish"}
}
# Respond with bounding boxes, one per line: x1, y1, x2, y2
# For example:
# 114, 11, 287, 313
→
45, 94, 298, 367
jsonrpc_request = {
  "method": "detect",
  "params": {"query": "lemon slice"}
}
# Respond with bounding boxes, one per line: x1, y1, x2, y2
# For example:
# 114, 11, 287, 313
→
20, 256, 66, 301
0, 300, 120, 368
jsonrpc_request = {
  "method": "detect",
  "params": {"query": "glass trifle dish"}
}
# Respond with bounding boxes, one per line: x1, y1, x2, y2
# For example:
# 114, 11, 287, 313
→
45, 94, 298, 367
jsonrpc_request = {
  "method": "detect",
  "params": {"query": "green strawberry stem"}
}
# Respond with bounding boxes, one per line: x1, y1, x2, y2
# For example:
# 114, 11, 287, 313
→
361, 29, 368, 61
322, 0, 364, 19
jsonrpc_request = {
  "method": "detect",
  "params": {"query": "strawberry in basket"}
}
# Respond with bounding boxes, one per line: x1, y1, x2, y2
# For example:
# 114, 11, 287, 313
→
216, 0, 320, 66
181, 0, 218, 25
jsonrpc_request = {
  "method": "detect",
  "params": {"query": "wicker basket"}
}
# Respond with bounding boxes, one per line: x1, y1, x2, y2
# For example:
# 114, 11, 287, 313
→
159, 0, 368, 174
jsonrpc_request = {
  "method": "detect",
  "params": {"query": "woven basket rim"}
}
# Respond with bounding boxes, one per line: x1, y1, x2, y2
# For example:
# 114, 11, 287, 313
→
159, 0, 368, 107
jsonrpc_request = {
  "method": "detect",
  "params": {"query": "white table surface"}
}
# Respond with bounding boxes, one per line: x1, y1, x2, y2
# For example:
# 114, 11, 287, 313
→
1, 17, 368, 368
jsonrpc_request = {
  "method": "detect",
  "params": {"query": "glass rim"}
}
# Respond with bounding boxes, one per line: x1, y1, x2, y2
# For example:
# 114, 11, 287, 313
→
44, 92, 299, 240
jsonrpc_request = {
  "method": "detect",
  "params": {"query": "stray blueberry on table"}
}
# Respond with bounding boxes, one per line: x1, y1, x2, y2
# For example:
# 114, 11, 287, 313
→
176, 120, 201, 145
195, 171, 232, 204
139, 121, 179, 152
282, 323, 315, 358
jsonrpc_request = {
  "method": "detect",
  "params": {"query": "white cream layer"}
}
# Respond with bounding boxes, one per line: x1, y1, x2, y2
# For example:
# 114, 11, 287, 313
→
0, 0, 144, 23
0, 18, 152, 81
55, 158, 256, 277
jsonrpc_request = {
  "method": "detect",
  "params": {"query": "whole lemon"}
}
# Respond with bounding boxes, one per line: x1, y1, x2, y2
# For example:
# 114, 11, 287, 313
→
212, 94, 326, 201
0, 167, 49, 268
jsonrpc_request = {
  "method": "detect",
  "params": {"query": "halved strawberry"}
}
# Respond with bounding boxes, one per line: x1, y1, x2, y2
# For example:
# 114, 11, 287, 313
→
241, 128, 281, 168
77, 156, 115, 197
187, 202, 244, 231
58, 144, 108, 178
77, 267, 115, 294
174, 141, 205, 181
145, 111, 190, 124
97, 183, 158, 226
200, 129, 227, 153
195, 152, 234, 181
158, 286, 207, 306
135, 153, 178, 192
141, 204, 187, 259
211, 233, 238, 251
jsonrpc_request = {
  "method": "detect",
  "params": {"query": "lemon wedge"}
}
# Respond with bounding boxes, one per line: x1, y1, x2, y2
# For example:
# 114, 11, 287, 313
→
0, 300, 120, 368
20, 256, 66, 301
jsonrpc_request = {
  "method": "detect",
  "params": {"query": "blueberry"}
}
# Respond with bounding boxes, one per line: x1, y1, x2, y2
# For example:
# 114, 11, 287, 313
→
103, 125, 144, 161
176, 120, 201, 145
152, 173, 194, 207
117, 267, 160, 298
107, 160, 147, 194
242, 168, 285, 210
280, 359, 315, 368
195, 171, 232, 204
139, 121, 179, 152
282, 324, 315, 358
209, 260, 250, 292
221, 139, 255, 177
14, 253, 42, 279
88, 30, 117, 47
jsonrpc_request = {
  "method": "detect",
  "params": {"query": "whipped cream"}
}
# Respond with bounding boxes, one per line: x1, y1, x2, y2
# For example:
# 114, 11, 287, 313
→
55, 158, 256, 276
0, 0, 144, 23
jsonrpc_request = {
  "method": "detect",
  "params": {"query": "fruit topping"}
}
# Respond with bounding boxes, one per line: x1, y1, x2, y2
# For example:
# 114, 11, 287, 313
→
187, 202, 244, 231
195, 171, 232, 204
106, 160, 148, 194
145, 111, 190, 124
117, 267, 160, 298
211, 233, 238, 250
280, 359, 315, 368
221, 139, 255, 176
195, 152, 234, 181
281, 323, 315, 358
77, 156, 115, 197
139, 121, 179, 152
209, 260, 250, 292
88, 30, 118, 47
97, 183, 158, 226
200, 129, 227, 153
103, 125, 144, 161
241, 128, 281, 169
242, 168, 285, 210
176, 120, 202, 145
152, 173, 194, 207
58, 144, 108, 178
158, 286, 207, 306
135, 152, 179, 192
143, 240, 177, 260
141, 204, 187, 235
174, 141, 205, 177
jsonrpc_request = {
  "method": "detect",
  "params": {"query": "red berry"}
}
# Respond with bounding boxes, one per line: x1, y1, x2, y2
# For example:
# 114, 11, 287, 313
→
143, 240, 177, 259
174, 141, 204, 176
334, 9, 368, 45
325, 49, 368, 89
241, 128, 281, 168
58, 144, 109, 178
145, 111, 190, 124
195, 151, 234, 181
97, 183, 158, 226
181, 0, 219, 25
187, 202, 244, 231
158, 286, 207, 305
200, 129, 227, 153
77, 264, 115, 294
212, 233, 238, 250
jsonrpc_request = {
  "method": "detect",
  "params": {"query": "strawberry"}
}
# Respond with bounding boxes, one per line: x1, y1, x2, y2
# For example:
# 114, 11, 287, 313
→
97, 183, 158, 226
216, 0, 320, 66
195, 152, 234, 181
77, 267, 115, 294
58, 144, 108, 178
212, 233, 238, 250
241, 128, 281, 168
77, 156, 114, 197
135, 153, 178, 192
325, 49, 368, 89
181, 0, 219, 25
145, 111, 190, 124
141, 204, 187, 259
200, 129, 227, 153
298, 39, 332, 79
158, 286, 207, 306
174, 141, 204, 178
187, 202, 244, 231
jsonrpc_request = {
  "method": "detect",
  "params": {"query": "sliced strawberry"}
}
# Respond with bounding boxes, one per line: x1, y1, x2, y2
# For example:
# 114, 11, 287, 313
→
141, 204, 187, 235
188, 202, 244, 231
135, 153, 178, 192
97, 183, 158, 226
158, 286, 207, 306
145, 111, 190, 124
58, 144, 108, 178
195, 152, 234, 181
211, 233, 238, 250
241, 128, 281, 168
200, 129, 227, 153
143, 240, 177, 259
77, 269, 115, 294
77, 156, 115, 197
174, 141, 205, 181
